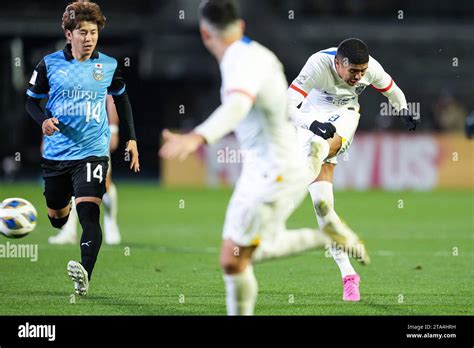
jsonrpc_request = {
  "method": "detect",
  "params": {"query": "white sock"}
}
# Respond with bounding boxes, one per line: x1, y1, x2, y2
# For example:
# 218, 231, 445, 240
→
252, 228, 330, 263
223, 265, 258, 315
330, 245, 356, 277
308, 181, 356, 277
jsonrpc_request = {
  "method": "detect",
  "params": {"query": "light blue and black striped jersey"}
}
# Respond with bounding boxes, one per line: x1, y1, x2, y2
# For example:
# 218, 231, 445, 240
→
27, 44, 126, 161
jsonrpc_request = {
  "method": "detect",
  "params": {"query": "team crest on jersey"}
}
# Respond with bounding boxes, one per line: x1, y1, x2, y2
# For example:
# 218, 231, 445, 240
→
93, 68, 104, 81
355, 84, 367, 95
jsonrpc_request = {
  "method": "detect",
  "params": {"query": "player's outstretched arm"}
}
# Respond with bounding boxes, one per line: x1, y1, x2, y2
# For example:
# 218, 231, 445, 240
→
194, 92, 253, 145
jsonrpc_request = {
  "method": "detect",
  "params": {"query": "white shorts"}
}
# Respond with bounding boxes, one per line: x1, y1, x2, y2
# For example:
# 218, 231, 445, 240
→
222, 165, 310, 247
298, 107, 360, 164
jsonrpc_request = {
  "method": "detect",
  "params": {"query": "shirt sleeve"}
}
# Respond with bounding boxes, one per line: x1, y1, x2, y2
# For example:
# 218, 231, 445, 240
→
107, 62, 126, 96
194, 93, 254, 145
369, 56, 394, 93
26, 59, 50, 99
383, 81, 408, 112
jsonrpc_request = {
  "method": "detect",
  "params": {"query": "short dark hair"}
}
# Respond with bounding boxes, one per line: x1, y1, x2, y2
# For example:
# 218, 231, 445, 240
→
336, 38, 369, 65
199, 0, 240, 30
62, 1, 106, 32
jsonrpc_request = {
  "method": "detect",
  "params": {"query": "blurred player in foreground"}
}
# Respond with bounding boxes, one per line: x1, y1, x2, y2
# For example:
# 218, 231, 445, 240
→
26, 1, 139, 296
48, 95, 122, 245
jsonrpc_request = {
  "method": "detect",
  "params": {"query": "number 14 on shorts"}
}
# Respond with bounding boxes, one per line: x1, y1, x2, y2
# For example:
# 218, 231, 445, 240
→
86, 162, 103, 183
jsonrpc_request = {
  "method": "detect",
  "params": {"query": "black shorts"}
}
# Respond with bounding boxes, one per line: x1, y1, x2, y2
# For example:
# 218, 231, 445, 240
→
41, 156, 109, 210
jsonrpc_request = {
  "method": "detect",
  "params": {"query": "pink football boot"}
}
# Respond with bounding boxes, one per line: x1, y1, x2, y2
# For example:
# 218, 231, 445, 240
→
342, 274, 361, 301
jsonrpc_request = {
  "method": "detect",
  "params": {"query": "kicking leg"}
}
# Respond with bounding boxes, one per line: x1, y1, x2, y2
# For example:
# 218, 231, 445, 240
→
309, 135, 370, 264
309, 163, 363, 301
310, 164, 359, 272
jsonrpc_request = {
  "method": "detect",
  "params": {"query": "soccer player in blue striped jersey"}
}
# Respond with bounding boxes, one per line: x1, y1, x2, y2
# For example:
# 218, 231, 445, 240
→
25, 1, 139, 296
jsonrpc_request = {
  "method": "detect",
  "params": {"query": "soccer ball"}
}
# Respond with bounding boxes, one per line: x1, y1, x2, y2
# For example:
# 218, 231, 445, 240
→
0, 198, 38, 238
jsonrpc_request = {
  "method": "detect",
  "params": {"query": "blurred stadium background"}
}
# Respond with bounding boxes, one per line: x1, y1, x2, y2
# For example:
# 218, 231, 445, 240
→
0, 0, 473, 186
0, 0, 473, 316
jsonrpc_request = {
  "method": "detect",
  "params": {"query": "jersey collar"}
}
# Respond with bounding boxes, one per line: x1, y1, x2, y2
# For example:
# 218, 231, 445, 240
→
63, 44, 99, 61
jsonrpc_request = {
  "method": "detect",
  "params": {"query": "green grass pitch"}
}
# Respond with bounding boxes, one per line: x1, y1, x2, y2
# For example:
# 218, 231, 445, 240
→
0, 183, 473, 315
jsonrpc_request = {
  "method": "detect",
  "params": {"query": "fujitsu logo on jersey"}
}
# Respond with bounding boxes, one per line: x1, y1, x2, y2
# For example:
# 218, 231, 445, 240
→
62, 85, 98, 101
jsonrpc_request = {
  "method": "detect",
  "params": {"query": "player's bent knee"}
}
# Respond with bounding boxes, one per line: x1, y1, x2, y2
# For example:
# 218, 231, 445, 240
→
48, 214, 70, 229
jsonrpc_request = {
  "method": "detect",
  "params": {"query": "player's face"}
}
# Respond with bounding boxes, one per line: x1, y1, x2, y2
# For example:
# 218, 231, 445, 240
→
66, 21, 99, 59
335, 58, 368, 86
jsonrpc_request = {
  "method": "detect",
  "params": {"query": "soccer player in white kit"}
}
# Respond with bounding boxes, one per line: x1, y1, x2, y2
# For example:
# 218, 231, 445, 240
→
160, 0, 315, 315
287, 38, 419, 299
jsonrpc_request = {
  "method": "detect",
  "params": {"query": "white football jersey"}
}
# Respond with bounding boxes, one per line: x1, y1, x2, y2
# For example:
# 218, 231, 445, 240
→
219, 37, 303, 172
289, 47, 394, 113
